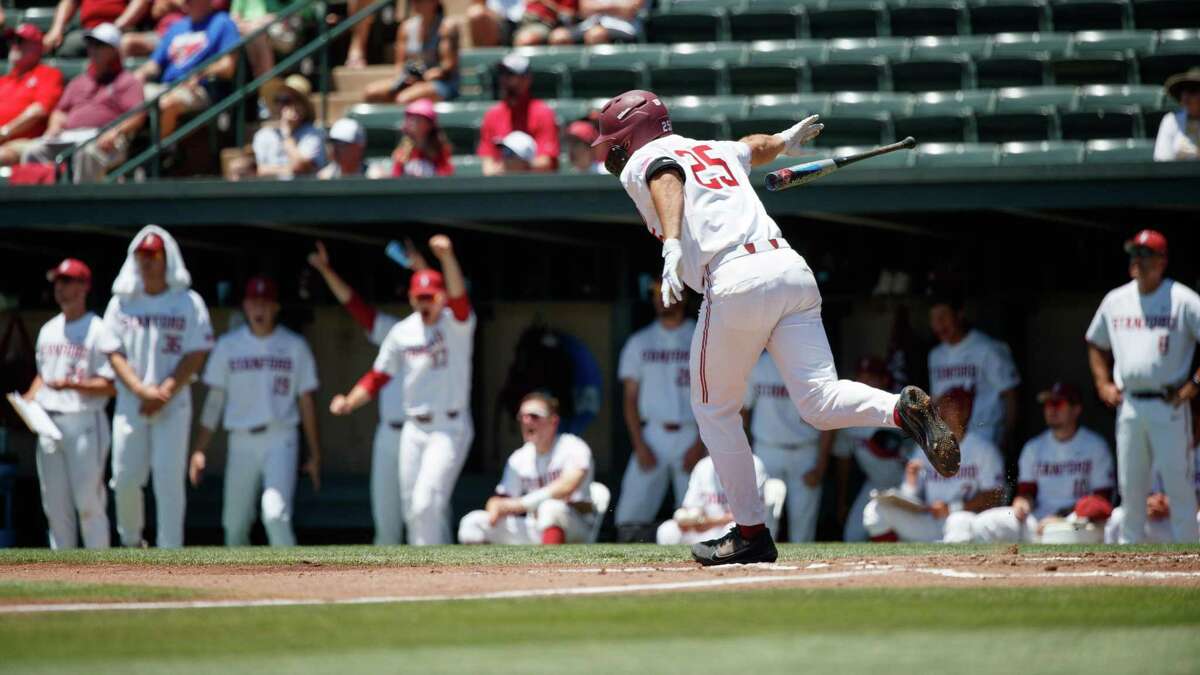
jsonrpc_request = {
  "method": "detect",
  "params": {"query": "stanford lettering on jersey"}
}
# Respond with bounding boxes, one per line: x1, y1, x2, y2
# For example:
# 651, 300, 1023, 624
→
1037, 460, 1093, 477
754, 383, 789, 399
1110, 315, 1178, 330
403, 330, 445, 358
933, 364, 977, 380
119, 313, 187, 331
703, 492, 729, 506
642, 348, 689, 364
229, 356, 294, 372
39, 343, 87, 359
929, 465, 978, 483
519, 470, 563, 493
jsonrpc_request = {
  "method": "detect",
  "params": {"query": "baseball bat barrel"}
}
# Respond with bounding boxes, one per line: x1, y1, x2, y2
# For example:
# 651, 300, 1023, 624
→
765, 136, 917, 192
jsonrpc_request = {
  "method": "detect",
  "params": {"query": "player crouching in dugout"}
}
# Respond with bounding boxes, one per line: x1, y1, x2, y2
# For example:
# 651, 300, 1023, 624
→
458, 393, 596, 545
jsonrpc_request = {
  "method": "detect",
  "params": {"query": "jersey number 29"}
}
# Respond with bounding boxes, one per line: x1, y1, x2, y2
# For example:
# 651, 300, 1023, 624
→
675, 145, 739, 190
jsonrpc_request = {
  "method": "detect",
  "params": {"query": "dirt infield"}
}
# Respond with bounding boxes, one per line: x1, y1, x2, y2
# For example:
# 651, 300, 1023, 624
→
4, 550, 1199, 607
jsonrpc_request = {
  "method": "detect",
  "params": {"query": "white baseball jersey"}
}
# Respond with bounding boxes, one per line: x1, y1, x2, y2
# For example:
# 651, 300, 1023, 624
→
367, 311, 404, 420
928, 329, 1020, 441
34, 312, 120, 413
103, 290, 214, 416
833, 426, 909, 487
1085, 279, 1200, 391
495, 433, 594, 504
373, 306, 475, 416
682, 455, 767, 519
617, 319, 695, 424
202, 326, 319, 430
744, 353, 820, 446
908, 431, 1005, 508
619, 134, 782, 292
1017, 427, 1114, 520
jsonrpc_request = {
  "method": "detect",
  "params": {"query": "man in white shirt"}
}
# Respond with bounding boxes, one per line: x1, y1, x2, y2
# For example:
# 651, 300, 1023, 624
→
22, 258, 119, 549
1153, 69, 1200, 162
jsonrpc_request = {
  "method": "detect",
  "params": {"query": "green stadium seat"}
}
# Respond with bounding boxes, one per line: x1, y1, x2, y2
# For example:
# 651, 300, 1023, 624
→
1141, 108, 1171, 137
831, 144, 914, 167
968, 0, 1050, 34
570, 45, 664, 100
645, 0, 733, 44
524, 50, 585, 99
913, 142, 999, 165
1060, 106, 1141, 139
807, 0, 886, 39
650, 43, 745, 97
888, 0, 969, 37
1077, 84, 1163, 109
897, 91, 993, 142
819, 92, 909, 146
347, 104, 407, 155
1052, 53, 1134, 84
825, 37, 910, 61
1138, 30, 1200, 85
730, 93, 830, 138
977, 88, 1072, 141
1069, 30, 1157, 56
811, 38, 908, 92
728, 41, 821, 95
545, 99, 593, 124
993, 85, 1078, 110
432, 105, 485, 154
909, 35, 992, 60
892, 56, 972, 91
669, 96, 740, 139
451, 155, 485, 177
1132, 0, 1200, 30
975, 55, 1049, 87
729, 0, 806, 42
989, 31, 1072, 57
998, 140, 1085, 164
19, 7, 57, 32
458, 48, 508, 100
1083, 137, 1154, 161
1049, 0, 1132, 31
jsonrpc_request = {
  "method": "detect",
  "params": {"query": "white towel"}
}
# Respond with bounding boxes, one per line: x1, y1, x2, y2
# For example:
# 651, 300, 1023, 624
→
111, 225, 192, 297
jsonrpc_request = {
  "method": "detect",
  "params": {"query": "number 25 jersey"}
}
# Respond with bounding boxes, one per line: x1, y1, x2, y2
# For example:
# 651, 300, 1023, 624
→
619, 134, 783, 293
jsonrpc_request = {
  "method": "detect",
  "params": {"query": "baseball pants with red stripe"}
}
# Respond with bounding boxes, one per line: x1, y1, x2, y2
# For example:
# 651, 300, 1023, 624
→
689, 247, 899, 528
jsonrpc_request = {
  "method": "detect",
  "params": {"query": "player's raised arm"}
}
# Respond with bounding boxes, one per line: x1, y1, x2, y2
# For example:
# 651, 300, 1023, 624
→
429, 234, 466, 300
738, 115, 824, 167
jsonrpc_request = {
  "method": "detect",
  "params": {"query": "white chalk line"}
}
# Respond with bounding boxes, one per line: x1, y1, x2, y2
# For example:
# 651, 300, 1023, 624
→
3, 566, 1199, 615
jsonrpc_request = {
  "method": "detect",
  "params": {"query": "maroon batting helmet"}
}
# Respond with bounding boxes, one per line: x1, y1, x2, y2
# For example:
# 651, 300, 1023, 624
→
592, 90, 673, 175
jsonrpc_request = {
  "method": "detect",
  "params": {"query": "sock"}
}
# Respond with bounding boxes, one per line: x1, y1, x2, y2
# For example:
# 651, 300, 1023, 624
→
541, 526, 565, 545
738, 523, 765, 540
870, 531, 899, 543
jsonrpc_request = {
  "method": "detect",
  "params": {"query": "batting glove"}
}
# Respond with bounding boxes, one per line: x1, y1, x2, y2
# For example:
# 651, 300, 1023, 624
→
661, 238, 685, 307
774, 115, 824, 157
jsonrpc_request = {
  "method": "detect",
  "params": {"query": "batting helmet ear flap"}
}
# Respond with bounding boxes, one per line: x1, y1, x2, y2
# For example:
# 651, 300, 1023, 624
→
604, 142, 630, 176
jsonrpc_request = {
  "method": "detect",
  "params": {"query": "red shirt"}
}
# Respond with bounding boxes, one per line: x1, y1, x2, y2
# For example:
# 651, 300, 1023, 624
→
476, 98, 560, 168
80, 0, 129, 28
0, 64, 64, 139
393, 145, 453, 177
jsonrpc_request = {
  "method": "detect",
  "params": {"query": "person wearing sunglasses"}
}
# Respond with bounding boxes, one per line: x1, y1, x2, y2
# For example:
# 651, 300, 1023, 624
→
1087, 229, 1200, 544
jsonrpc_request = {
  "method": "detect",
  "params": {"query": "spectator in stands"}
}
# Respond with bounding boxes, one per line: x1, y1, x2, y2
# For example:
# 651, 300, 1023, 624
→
135, 0, 239, 140
477, 54, 558, 175
565, 119, 604, 173
230, 0, 299, 78
21, 24, 145, 183
466, 0, 524, 48
121, 0, 185, 57
318, 118, 368, 179
391, 99, 453, 177
0, 24, 64, 166
563, 0, 643, 45
253, 74, 326, 179
493, 130, 535, 173
1155, 68, 1200, 162
43, 0, 149, 57
363, 0, 460, 105
513, 0, 576, 46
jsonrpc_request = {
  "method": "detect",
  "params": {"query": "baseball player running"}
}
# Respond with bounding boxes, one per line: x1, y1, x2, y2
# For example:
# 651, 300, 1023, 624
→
593, 89, 960, 564
613, 279, 704, 541
657, 453, 768, 546
743, 351, 827, 542
188, 277, 321, 546
1086, 229, 1200, 543
832, 356, 910, 542
105, 226, 213, 548
458, 392, 595, 545
308, 241, 407, 545
330, 235, 474, 545
943, 382, 1114, 543
22, 259, 119, 549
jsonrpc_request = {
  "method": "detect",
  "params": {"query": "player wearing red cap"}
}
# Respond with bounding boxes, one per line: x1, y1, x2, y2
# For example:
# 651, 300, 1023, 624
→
330, 234, 475, 545
593, 89, 960, 564
1087, 229, 1200, 543
21, 258, 119, 549
188, 276, 321, 546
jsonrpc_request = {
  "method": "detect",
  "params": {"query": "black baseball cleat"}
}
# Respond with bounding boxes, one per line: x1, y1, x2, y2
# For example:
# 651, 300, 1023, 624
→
691, 527, 778, 567
895, 385, 960, 477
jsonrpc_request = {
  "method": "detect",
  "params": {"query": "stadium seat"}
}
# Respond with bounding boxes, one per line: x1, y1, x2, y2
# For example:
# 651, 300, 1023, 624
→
1049, 0, 1132, 31
1138, 30, 1200, 85
994, 85, 1079, 110
1052, 52, 1134, 84
668, 95, 747, 139
897, 90, 993, 142
1077, 84, 1164, 110
645, 0, 733, 44
728, 41, 821, 95
729, 0, 806, 41
888, 0, 969, 37
1083, 137, 1155, 161
1061, 105, 1141, 139
458, 48, 508, 99
1069, 30, 1157, 56
807, 0, 886, 39
729, 93, 830, 138
650, 43, 746, 97
913, 142, 999, 166
519, 50, 585, 99
831, 144, 916, 167
347, 104, 407, 155
570, 46, 664, 100
545, 99, 593, 125
18, 7, 57, 32
975, 55, 1049, 87
892, 56, 972, 91
815, 37, 909, 92
908, 35, 992, 60
432, 105, 486, 154
1131, 0, 1200, 30
998, 140, 1085, 164
977, 95, 1063, 142
990, 31, 1072, 57
451, 155, 484, 177
968, 0, 1051, 34
820, 92, 909, 146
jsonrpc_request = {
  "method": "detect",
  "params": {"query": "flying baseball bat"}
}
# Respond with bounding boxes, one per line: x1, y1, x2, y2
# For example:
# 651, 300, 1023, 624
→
765, 136, 917, 192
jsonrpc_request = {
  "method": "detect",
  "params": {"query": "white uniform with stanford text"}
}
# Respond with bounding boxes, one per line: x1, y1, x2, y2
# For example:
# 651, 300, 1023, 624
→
614, 319, 698, 526
458, 433, 595, 544
657, 456, 767, 545
1105, 447, 1200, 543
951, 427, 1114, 543
619, 133, 900, 528
374, 303, 475, 545
833, 426, 909, 542
33, 312, 120, 550
744, 353, 822, 542
928, 330, 1020, 446
366, 311, 406, 545
1086, 278, 1200, 543
105, 289, 213, 548
203, 325, 318, 546
863, 432, 1004, 542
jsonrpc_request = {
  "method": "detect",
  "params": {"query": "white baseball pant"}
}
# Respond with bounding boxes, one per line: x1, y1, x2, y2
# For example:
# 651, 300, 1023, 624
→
222, 426, 299, 547
458, 500, 594, 544
941, 506, 1036, 544
692, 248, 900, 527
1114, 399, 1198, 543
755, 442, 821, 542
655, 519, 733, 545
862, 498, 975, 542
371, 422, 404, 545
400, 414, 473, 545
35, 411, 111, 549
844, 480, 897, 542
614, 423, 698, 525
110, 402, 191, 548
1103, 505, 1185, 544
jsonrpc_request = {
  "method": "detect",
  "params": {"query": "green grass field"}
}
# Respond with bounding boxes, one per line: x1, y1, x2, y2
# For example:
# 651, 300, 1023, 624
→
1, 544, 1198, 675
